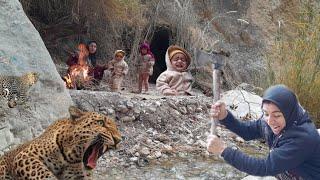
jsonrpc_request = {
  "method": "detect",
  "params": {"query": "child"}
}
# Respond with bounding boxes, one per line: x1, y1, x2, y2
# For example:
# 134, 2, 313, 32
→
137, 42, 155, 93
156, 45, 193, 96
107, 50, 128, 92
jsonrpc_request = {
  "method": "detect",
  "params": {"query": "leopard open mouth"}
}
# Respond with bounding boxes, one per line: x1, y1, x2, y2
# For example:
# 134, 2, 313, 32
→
83, 137, 104, 170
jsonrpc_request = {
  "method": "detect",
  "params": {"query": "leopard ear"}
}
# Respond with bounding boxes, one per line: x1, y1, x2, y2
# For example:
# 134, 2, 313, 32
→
68, 106, 84, 120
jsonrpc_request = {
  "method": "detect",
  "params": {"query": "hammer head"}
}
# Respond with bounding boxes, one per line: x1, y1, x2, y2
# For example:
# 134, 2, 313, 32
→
194, 49, 229, 70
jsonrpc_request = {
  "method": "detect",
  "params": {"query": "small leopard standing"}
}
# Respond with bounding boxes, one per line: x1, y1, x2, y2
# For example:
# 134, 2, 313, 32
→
0, 72, 39, 108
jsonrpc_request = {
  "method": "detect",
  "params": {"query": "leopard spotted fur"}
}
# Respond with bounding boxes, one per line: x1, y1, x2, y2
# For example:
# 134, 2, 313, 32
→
0, 72, 39, 108
0, 106, 121, 179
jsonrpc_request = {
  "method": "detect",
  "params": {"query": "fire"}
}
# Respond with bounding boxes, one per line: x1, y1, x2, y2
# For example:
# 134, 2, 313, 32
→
63, 64, 93, 89
63, 74, 74, 89
70, 65, 89, 81
63, 43, 93, 89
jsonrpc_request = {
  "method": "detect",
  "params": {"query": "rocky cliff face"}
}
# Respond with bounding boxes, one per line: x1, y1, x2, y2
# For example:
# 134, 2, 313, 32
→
0, 0, 73, 152
18, 0, 286, 89
0, 1, 314, 179
0, 0, 278, 156
191, 0, 284, 89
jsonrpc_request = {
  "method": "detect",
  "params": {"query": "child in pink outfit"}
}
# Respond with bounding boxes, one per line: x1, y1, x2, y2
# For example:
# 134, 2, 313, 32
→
137, 42, 155, 93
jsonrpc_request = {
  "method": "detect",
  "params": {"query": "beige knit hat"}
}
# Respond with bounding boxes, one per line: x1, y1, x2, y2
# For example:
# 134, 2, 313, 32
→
114, 50, 125, 57
168, 45, 191, 65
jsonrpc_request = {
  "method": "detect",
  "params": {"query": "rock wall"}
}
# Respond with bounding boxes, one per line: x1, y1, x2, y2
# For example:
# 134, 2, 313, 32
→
19, 0, 278, 89
192, 0, 273, 88
0, 0, 73, 152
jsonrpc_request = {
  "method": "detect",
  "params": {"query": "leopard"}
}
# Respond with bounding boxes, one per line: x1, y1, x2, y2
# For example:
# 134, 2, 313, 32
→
0, 72, 39, 108
0, 106, 122, 180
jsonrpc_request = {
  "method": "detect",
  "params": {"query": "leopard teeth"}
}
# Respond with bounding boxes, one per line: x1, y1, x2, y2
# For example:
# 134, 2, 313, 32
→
3, 88, 9, 98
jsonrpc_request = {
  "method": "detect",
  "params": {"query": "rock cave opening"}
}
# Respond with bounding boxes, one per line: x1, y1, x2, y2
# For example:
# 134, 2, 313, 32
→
149, 27, 170, 83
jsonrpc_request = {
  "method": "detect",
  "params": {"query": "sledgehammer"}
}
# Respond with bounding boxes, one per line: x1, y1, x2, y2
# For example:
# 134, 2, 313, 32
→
196, 49, 230, 135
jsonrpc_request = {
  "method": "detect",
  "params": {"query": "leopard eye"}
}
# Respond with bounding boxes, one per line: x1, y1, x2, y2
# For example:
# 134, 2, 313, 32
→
97, 120, 105, 126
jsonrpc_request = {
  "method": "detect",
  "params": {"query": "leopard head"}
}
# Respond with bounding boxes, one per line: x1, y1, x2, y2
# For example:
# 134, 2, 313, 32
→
22, 72, 39, 87
59, 106, 122, 170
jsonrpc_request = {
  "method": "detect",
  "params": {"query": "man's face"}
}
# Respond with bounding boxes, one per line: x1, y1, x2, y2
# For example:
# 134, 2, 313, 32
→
171, 53, 188, 72
88, 42, 97, 54
262, 102, 286, 135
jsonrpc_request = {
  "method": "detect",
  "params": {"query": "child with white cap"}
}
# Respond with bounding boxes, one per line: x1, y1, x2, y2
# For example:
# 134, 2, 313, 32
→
156, 45, 193, 96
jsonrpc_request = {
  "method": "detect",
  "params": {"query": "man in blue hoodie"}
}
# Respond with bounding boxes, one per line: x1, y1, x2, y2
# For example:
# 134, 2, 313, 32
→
207, 84, 320, 179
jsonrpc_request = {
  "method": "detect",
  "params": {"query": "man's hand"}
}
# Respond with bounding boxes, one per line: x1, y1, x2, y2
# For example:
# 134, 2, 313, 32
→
207, 135, 227, 155
211, 101, 228, 120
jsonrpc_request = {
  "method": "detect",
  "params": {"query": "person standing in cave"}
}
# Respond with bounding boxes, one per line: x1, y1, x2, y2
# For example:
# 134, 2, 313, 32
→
136, 42, 155, 93
156, 45, 193, 96
207, 84, 320, 179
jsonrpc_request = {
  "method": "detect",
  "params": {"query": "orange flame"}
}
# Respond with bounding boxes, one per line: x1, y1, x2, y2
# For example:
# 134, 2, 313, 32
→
64, 64, 92, 89
64, 43, 92, 89
63, 74, 74, 89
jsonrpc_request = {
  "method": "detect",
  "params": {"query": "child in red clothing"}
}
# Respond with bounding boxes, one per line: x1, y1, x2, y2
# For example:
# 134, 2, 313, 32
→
136, 42, 155, 93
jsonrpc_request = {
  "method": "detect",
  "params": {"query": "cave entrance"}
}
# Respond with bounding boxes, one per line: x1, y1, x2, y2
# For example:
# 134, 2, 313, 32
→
149, 27, 170, 83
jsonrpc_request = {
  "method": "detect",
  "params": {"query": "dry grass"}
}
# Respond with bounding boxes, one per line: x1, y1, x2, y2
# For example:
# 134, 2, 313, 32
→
19, 0, 216, 60
268, 0, 320, 127
19, 0, 145, 58
19, 0, 235, 90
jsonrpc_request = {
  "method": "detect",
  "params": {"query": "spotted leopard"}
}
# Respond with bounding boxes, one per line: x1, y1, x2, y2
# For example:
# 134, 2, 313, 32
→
0, 72, 39, 108
0, 106, 122, 179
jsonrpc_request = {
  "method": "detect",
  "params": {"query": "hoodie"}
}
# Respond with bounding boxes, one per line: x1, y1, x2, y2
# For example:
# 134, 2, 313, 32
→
156, 45, 193, 95
220, 85, 320, 179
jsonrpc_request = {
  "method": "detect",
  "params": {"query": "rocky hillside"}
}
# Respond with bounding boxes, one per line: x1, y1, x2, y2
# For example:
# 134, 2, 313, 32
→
0, 0, 73, 150
69, 88, 268, 179
2, 0, 314, 179
18, 0, 291, 89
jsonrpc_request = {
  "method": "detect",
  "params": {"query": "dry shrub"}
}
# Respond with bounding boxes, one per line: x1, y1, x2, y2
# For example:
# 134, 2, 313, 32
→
20, 0, 145, 60
268, 0, 320, 127
19, 0, 225, 89
19, 0, 143, 24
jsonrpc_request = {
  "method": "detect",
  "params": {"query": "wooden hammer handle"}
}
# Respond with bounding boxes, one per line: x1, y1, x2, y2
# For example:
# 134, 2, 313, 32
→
211, 67, 221, 135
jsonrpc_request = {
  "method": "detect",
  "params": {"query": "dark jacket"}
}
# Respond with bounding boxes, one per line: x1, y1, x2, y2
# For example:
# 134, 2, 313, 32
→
66, 55, 78, 67
88, 53, 96, 67
220, 85, 320, 179
92, 65, 107, 80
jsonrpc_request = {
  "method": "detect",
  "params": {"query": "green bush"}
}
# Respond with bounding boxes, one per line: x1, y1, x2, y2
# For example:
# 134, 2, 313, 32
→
268, 1, 320, 127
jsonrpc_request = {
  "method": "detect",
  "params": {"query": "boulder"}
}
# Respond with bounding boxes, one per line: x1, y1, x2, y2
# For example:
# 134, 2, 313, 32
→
221, 90, 263, 120
0, 0, 73, 150
241, 175, 276, 180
